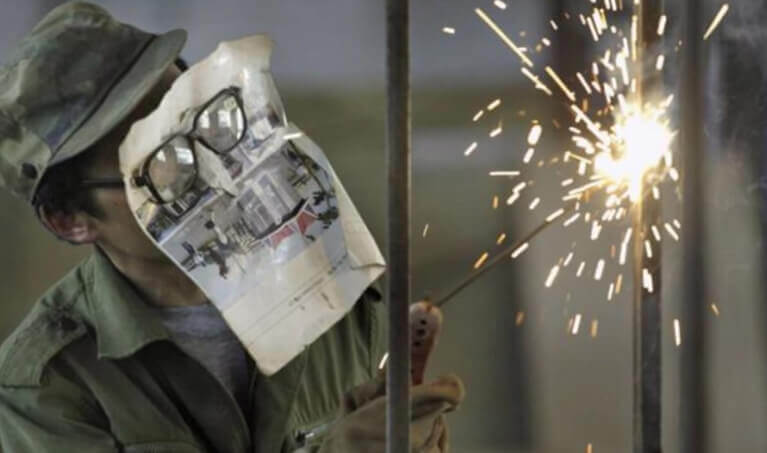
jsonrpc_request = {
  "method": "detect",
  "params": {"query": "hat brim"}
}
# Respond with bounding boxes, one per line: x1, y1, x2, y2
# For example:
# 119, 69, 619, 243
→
50, 28, 187, 168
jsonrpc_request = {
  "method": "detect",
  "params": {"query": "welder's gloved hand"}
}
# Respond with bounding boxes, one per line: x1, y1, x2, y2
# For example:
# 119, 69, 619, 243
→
318, 372, 465, 453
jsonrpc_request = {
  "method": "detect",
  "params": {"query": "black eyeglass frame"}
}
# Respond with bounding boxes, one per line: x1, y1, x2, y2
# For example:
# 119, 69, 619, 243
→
131, 86, 247, 204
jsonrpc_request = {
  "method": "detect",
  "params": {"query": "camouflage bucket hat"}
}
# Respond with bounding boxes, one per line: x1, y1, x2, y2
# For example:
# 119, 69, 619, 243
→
0, 1, 187, 204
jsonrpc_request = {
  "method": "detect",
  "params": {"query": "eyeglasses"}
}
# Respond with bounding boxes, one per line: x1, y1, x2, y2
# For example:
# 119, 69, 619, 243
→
132, 86, 247, 204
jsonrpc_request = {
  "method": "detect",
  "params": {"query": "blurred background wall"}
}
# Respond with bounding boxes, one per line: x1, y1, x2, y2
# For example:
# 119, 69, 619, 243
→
1, 1, 767, 452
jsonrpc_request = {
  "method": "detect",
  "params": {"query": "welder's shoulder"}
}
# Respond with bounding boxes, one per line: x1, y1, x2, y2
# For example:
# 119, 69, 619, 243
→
0, 264, 90, 389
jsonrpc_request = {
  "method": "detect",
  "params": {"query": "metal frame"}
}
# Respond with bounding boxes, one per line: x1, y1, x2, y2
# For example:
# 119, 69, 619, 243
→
385, 0, 411, 452
382, 2, 707, 451
634, 2, 664, 452
679, 0, 706, 451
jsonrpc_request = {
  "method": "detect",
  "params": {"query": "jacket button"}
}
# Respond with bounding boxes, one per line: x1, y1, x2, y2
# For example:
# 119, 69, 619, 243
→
58, 317, 77, 332
21, 163, 38, 179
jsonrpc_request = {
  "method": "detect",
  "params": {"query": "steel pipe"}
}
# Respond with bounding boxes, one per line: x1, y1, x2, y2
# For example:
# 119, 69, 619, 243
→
633, 1, 664, 452
679, 0, 706, 451
385, 0, 412, 452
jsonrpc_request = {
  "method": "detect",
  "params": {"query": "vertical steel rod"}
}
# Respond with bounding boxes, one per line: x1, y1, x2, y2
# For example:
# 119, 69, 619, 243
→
679, 0, 706, 451
634, 2, 664, 452
385, 0, 411, 452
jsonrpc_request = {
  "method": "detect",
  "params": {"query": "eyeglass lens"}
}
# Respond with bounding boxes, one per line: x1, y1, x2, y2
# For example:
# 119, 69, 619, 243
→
147, 136, 197, 202
196, 92, 246, 152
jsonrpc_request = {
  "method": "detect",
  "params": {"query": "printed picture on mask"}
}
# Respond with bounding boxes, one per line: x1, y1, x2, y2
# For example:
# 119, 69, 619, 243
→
133, 135, 340, 306
121, 36, 385, 373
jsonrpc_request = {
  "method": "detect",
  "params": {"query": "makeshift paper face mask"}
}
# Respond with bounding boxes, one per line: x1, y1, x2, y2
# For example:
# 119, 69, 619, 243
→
120, 35, 385, 375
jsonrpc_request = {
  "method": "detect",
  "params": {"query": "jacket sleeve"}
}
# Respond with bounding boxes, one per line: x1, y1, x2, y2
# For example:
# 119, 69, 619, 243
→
0, 360, 119, 453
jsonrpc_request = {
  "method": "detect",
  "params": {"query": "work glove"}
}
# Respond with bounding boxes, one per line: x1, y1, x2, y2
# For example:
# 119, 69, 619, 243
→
318, 372, 465, 453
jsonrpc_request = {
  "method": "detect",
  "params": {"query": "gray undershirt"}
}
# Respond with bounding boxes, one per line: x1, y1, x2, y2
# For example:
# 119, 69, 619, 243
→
153, 303, 251, 414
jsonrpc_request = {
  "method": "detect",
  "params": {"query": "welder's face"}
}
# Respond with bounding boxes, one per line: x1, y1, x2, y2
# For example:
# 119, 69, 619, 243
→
83, 65, 182, 261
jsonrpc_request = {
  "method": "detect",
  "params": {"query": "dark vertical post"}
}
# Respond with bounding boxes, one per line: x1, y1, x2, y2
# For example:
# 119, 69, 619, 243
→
634, 2, 663, 452
385, 1, 411, 452
679, 0, 706, 451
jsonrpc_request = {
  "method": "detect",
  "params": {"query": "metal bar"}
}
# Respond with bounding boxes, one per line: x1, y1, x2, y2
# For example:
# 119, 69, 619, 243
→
632, 198, 663, 453
632, 195, 663, 453
633, 2, 664, 452
385, 1, 411, 452
679, 0, 706, 451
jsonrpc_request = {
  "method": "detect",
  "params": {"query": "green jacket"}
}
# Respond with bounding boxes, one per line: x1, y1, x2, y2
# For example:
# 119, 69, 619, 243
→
0, 250, 386, 452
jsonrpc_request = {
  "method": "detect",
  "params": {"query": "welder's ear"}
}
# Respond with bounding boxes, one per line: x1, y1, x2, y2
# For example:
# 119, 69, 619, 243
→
38, 206, 99, 245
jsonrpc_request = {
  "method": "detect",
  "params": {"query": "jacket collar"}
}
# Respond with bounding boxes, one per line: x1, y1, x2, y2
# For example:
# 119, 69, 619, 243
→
77, 248, 171, 359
